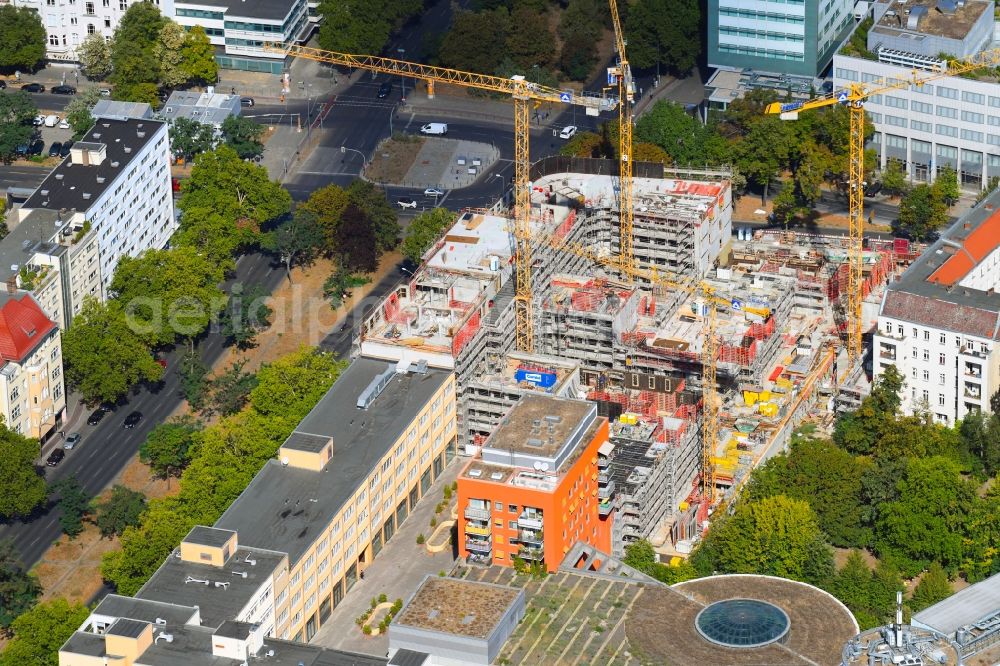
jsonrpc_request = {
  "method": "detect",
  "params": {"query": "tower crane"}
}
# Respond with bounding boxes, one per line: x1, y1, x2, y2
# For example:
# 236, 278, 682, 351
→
764, 48, 1000, 362
607, 0, 636, 273
266, 43, 614, 354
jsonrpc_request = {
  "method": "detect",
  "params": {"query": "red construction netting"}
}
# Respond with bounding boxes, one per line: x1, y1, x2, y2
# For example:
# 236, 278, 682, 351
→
452, 310, 481, 356
384, 292, 416, 324
719, 338, 757, 366
747, 317, 776, 340
449, 299, 473, 311
554, 210, 577, 240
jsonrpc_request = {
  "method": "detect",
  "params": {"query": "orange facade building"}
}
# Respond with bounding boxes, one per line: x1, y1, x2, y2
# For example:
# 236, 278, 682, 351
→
457, 395, 613, 572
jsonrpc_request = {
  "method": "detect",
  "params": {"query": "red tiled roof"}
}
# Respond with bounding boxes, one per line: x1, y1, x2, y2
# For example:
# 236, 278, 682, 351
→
0, 294, 56, 363
928, 211, 1000, 285
883, 291, 1000, 340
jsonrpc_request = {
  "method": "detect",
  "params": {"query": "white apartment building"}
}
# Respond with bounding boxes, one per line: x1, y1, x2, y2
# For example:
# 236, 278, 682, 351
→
873, 191, 1000, 424
707, 0, 854, 78
5, 0, 174, 62
173, 0, 310, 74
0, 293, 66, 442
9, 117, 174, 327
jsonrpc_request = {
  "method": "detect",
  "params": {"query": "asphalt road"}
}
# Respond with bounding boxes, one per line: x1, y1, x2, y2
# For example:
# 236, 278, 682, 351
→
1, 89, 75, 113
0, 249, 404, 567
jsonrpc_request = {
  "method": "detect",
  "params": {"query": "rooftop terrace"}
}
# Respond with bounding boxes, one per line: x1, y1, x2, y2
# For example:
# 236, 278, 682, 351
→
484, 395, 596, 459
394, 576, 522, 640
872, 0, 990, 40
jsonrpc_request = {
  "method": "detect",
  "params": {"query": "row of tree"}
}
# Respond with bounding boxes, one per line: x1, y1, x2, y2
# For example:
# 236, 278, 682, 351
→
684, 366, 1000, 629
0, 6, 46, 73
77, 2, 216, 106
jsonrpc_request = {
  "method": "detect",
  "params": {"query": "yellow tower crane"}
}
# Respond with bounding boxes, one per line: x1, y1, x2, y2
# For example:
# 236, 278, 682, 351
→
607, 0, 636, 273
266, 43, 613, 354
764, 48, 1000, 361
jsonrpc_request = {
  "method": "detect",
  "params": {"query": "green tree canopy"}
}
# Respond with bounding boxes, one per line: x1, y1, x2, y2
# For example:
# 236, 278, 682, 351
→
169, 117, 216, 161
111, 247, 226, 347
898, 183, 948, 240
505, 7, 556, 69
249, 347, 346, 419
0, 425, 47, 520
0, 6, 46, 72
220, 283, 273, 349
262, 208, 325, 280
154, 21, 187, 89
881, 159, 908, 196
204, 360, 258, 417
180, 26, 218, 85
622, 539, 698, 584
634, 101, 706, 164
625, 0, 700, 74
438, 10, 510, 74
910, 562, 952, 612
77, 32, 113, 80
64, 88, 101, 142
0, 91, 38, 164
347, 180, 400, 253
95, 486, 147, 538
51, 475, 92, 538
299, 184, 350, 253
336, 204, 379, 273
0, 538, 41, 631
221, 115, 265, 160
140, 416, 203, 479
0, 598, 89, 666
932, 165, 960, 206
402, 208, 454, 264
62, 298, 163, 405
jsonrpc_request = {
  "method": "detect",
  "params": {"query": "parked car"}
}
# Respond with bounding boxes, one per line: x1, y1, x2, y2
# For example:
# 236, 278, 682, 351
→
423, 188, 444, 197
51, 84, 76, 95
99, 88, 111, 97
27, 139, 44, 156
0, 80, 6, 89
559, 125, 578, 140
397, 198, 418, 209
420, 123, 448, 135
87, 407, 107, 426
64, 432, 81, 450
377, 81, 392, 98
44, 114, 59, 127
60, 140, 74, 157
46, 449, 65, 467
240, 96, 254, 107
48, 142, 62, 158
21, 83, 45, 93
58, 119, 70, 129
123, 411, 142, 428
865, 181, 883, 197
32, 115, 44, 126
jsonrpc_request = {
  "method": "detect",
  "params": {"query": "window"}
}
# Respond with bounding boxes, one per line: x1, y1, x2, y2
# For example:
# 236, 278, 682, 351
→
922, 390, 929, 403
936, 106, 958, 119
119, 0, 127, 8
939, 373, 945, 385
104, 18, 111, 28
508, 520, 517, 529
911, 120, 932, 133
911, 100, 933, 114
508, 504, 517, 513
963, 91, 985, 105
922, 370, 929, 381
923, 349, 930, 361
885, 115, 906, 128
939, 353, 946, 365
85, 1, 94, 14
49, 34, 59, 46
885, 96, 907, 109
923, 330, 930, 341
936, 124, 958, 138
962, 110, 984, 124
962, 129, 983, 142
495, 501, 503, 511
937, 86, 958, 99
940, 333, 946, 344
87, 24, 95, 35
938, 393, 946, 406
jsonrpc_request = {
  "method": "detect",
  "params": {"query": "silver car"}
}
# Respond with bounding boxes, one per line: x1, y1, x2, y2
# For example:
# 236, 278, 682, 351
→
64, 432, 81, 450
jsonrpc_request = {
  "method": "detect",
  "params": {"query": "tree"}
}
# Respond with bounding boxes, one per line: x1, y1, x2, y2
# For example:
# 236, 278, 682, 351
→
316, 0, 406, 56
248, 347, 345, 419
693, 495, 834, 585
832, 550, 874, 626
173, 210, 241, 270
402, 208, 453, 264
94, 486, 147, 538
347, 180, 400, 253
300, 184, 350, 253
910, 562, 952, 612
634, 101, 705, 164
323, 268, 368, 309
505, 7, 556, 69
833, 364, 903, 456
61, 299, 163, 405
178, 350, 209, 411
558, 31, 597, 81
111, 81, 160, 107
625, 0, 700, 75
438, 10, 509, 74
110, 37, 160, 90
0, 598, 89, 666
560, 131, 605, 158
736, 117, 791, 204
111, 247, 226, 347
881, 159, 908, 197
179, 146, 291, 241
51, 475, 91, 538
962, 490, 1000, 582
219, 283, 273, 349
0, 6, 46, 72
140, 417, 202, 479
0, 91, 37, 164
154, 21, 187, 89
898, 183, 947, 240
336, 204, 379, 273
220, 115, 265, 160
77, 33, 113, 80
205, 360, 258, 417
63, 88, 102, 141
168, 117, 216, 161
179, 26, 217, 86
263, 209, 325, 281
0, 426, 47, 520
0, 539, 41, 632
623, 539, 698, 584
558, 0, 605, 44
932, 165, 960, 206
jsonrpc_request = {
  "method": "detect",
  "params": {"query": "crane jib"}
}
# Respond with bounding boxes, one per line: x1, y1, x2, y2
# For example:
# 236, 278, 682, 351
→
779, 102, 804, 113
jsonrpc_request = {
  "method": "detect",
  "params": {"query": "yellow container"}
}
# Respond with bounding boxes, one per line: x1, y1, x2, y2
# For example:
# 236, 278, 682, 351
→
743, 391, 758, 406
679, 501, 689, 511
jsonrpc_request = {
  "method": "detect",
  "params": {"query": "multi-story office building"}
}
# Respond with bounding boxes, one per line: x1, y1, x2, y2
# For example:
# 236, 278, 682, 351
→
4, 0, 174, 62
457, 395, 612, 572
172, 0, 310, 73
8, 118, 174, 327
833, 0, 997, 190
873, 190, 1000, 424
209, 357, 456, 642
707, 0, 854, 77
0, 293, 65, 442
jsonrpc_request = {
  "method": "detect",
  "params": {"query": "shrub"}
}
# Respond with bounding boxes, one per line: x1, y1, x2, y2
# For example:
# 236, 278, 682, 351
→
438, 570, 446, 577
416, 533, 425, 544
370, 597, 377, 609
362, 625, 372, 635
443, 486, 452, 500
378, 593, 387, 603
430, 517, 437, 528
378, 620, 386, 632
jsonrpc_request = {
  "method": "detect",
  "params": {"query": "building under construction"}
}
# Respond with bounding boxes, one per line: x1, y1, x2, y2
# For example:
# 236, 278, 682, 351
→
357, 160, 897, 555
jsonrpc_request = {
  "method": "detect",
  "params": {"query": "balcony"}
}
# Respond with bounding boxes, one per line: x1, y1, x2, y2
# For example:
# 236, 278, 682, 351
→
464, 506, 490, 521
878, 346, 896, 361
465, 523, 491, 537
518, 513, 543, 530
597, 457, 609, 470
518, 544, 544, 560
598, 500, 614, 516
519, 529, 543, 544
597, 471, 609, 484
964, 364, 983, 379
465, 538, 492, 553
965, 387, 982, 400
598, 480, 616, 499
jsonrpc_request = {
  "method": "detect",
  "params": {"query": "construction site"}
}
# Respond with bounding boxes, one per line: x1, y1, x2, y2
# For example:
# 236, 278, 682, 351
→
355, 158, 918, 560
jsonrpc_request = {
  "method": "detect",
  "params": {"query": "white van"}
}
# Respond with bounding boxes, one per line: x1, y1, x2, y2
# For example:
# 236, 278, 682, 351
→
44, 114, 59, 127
420, 123, 448, 135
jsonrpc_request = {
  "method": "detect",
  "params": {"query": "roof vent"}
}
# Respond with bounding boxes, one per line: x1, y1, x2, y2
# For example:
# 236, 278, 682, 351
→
526, 438, 544, 448
101, 122, 110, 128
55, 174, 64, 180
468, 468, 483, 478
544, 415, 562, 424
155, 618, 166, 625
96, 176, 105, 184
123, 146, 131, 153
92, 133, 101, 139
82, 193, 91, 200
414, 359, 428, 374
184, 576, 209, 585
111, 161, 119, 167
461, 613, 476, 625
244, 554, 257, 566
154, 632, 174, 644
232, 571, 248, 579
490, 471, 503, 481
214, 581, 229, 589
137, 131, 145, 138
40, 189, 49, 196
428, 609, 440, 620
357, 367, 395, 410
